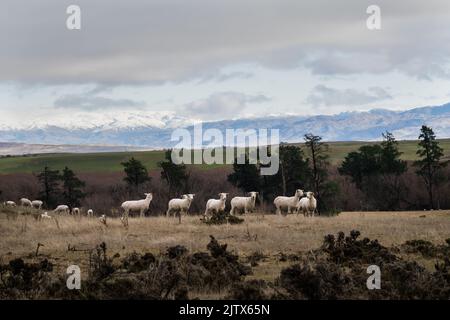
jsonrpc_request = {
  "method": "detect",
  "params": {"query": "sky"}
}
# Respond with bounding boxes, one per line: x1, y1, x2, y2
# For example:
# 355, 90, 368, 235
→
1, 0, 450, 128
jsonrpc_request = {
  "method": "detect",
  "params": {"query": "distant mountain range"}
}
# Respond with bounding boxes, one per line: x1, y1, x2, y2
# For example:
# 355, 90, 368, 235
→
0, 142, 149, 156
1, 102, 450, 152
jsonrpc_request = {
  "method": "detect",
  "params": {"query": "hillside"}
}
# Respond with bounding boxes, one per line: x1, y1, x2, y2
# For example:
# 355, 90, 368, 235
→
1, 103, 450, 148
1, 139, 450, 174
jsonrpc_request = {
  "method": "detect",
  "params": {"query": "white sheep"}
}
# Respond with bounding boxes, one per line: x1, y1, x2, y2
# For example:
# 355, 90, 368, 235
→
40, 212, 52, 220
87, 209, 94, 217
204, 193, 228, 219
31, 200, 43, 210
121, 193, 153, 226
72, 207, 80, 215
54, 205, 70, 215
99, 214, 107, 225
166, 194, 195, 218
297, 191, 317, 217
20, 198, 32, 207
5, 201, 16, 207
274, 189, 304, 215
230, 191, 258, 215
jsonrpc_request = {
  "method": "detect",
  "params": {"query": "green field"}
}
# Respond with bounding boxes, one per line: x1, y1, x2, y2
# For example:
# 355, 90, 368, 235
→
1, 139, 450, 174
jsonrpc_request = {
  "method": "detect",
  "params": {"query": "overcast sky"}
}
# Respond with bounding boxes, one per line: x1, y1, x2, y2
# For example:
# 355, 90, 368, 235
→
1, 0, 450, 127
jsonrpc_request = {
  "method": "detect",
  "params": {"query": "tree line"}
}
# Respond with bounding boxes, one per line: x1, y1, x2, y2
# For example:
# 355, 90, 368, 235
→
227, 125, 448, 213
19, 125, 449, 213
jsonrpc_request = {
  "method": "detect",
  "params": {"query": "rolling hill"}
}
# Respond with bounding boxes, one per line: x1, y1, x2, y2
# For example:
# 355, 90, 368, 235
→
1, 139, 449, 174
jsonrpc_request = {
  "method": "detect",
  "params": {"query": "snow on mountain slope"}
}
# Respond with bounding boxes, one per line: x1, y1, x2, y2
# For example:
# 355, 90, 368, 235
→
1, 103, 450, 148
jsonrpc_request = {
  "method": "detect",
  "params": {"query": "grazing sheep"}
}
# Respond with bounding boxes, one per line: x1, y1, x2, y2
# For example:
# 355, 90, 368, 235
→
40, 212, 52, 220
87, 209, 94, 217
5, 201, 16, 207
204, 193, 228, 219
230, 191, 258, 215
99, 214, 107, 225
20, 198, 32, 207
274, 189, 304, 215
72, 207, 80, 215
31, 200, 43, 210
54, 205, 70, 215
166, 194, 195, 218
297, 191, 317, 217
121, 193, 153, 226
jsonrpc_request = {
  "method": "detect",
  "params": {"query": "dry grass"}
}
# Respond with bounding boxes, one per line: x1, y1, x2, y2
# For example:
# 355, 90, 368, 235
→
1, 208, 450, 280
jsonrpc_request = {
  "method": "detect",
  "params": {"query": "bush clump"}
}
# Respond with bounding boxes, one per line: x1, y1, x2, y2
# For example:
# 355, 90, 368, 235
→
203, 211, 244, 225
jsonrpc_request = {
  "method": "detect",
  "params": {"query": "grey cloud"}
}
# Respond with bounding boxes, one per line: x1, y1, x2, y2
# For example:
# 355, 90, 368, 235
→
54, 94, 146, 110
306, 85, 392, 107
184, 92, 271, 120
195, 71, 254, 84
2, 0, 450, 84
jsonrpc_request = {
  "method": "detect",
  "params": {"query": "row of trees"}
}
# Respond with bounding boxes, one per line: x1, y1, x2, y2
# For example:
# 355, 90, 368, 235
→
227, 134, 339, 213
227, 125, 448, 213
30, 125, 448, 213
36, 166, 86, 209
32, 151, 190, 210
339, 126, 447, 210
122, 151, 190, 197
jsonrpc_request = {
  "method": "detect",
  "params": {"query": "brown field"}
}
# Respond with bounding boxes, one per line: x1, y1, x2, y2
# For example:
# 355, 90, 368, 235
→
1, 208, 450, 284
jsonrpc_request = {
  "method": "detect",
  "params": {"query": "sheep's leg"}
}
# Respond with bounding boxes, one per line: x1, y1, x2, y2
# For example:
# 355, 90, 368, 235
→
166, 208, 171, 217
122, 210, 129, 226
276, 206, 281, 215
178, 209, 184, 224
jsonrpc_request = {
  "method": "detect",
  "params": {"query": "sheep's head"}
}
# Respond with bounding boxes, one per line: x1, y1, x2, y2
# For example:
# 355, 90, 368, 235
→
218, 193, 228, 200
144, 193, 153, 200
295, 189, 304, 198
306, 191, 314, 199
183, 194, 195, 200
249, 191, 258, 200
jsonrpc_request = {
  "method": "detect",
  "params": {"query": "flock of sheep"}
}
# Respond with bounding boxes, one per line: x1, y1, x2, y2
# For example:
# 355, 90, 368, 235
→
2, 189, 317, 226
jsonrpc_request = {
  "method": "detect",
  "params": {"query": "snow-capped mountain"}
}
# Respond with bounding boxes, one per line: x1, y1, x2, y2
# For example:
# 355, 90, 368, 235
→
1, 103, 450, 149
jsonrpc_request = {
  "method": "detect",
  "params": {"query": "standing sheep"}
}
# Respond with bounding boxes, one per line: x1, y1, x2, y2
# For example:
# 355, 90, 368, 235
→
297, 191, 317, 217
54, 205, 70, 215
87, 209, 94, 217
40, 212, 52, 220
230, 191, 258, 215
274, 189, 304, 215
166, 194, 195, 221
72, 207, 80, 215
121, 193, 153, 226
5, 201, 16, 207
20, 198, 32, 207
204, 193, 228, 219
99, 214, 107, 225
31, 200, 43, 210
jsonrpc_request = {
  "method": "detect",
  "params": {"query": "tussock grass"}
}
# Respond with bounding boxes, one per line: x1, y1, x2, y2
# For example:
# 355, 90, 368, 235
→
1, 208, 449, 265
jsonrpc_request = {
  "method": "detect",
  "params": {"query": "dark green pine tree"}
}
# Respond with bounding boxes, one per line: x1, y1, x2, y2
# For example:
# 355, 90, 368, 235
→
36, 166, 61, 209
121, 157, 151, 193
61, 166, 86, 208
304, 133, 339, 214
158, 150, 189, 196
413, 125, 447, 209
227, 152, 261, 193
